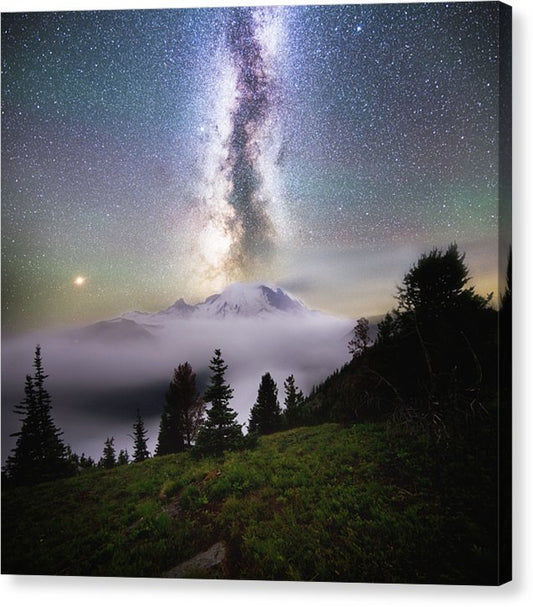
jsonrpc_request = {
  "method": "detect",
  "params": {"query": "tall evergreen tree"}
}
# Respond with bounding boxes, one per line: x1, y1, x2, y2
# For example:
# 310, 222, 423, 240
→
99, 437, 116, 469
4, 346, 68, 485
32, 345, 67, 479
131, 409, 150, 462
4, 375, 41, 484
397, 243, 488, 322
193, 349, 243, 457
155, 410, 173, 456
283, 374, 305, 428
249, 372, 282, 435
156, 362, 205, 455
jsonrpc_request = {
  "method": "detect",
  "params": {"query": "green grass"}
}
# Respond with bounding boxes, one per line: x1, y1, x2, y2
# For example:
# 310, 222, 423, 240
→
1, 422, 498, 583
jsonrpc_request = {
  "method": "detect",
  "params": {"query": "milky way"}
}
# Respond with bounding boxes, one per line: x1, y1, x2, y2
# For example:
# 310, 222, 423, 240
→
194, 7, 284, 291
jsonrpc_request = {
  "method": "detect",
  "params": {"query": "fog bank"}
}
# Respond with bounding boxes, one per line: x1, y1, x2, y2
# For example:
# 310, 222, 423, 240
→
2, 315, 353, 461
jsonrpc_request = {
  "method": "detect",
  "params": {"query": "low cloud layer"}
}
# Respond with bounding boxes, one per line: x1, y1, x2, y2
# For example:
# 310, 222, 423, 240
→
2, 314, 353, 462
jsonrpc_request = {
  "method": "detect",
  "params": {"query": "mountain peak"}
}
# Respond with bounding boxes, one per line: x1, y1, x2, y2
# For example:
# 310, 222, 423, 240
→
118, 282, 311, 325
196, 282, 307, 318
145, 282, 310, 320
161, 297, 196, 316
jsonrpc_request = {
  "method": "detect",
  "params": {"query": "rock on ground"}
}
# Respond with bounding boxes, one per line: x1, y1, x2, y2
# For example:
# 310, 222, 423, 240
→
163, 541, 227, 578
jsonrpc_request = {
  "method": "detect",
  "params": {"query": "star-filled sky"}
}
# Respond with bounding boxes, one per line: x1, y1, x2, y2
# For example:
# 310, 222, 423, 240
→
1, 1, 511, 333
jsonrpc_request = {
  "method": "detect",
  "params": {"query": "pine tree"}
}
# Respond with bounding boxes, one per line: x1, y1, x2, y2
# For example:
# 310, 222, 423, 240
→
283, 374, 305, 428
3, 346, 68, 485
64, 445, 82, 475
397, 243, 488, 321
99, 437, 116, 469
155, 410, 173, 456
79, 453, 95, 470
117, 449, 130, 466
203, 349, 234, 406
32, 345, 67, 480
131, 409, 150, 462
193, 349, 243, 457
4, 375, 41, 484
348, 317, 371, 359
249, 372, 282, 435
156, 362, 205, 455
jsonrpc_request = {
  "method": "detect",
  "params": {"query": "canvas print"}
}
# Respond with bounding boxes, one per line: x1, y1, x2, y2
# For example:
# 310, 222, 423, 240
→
1, 1, 511, 584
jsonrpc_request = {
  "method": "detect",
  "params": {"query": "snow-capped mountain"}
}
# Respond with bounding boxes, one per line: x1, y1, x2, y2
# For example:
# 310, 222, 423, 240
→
187, 283, 308, 318
121, 282, 312, 326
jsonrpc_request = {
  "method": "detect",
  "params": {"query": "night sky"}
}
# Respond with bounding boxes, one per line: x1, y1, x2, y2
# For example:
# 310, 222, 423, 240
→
1, 1, 511, 332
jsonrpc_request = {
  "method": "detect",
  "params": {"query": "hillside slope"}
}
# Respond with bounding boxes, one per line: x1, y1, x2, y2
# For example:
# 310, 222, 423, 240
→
2, 422, 498, 583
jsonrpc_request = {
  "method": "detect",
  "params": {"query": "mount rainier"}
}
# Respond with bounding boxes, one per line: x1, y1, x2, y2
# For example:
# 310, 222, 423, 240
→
120, 283, 318, 324
78, 283, 330, 342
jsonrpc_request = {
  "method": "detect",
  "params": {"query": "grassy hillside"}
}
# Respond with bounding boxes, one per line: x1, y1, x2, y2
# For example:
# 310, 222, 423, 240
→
2, 422, 498, 583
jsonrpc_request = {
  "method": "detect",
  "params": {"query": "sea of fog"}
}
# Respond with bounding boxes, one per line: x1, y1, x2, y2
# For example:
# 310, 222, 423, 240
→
2, 315, 353, 462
